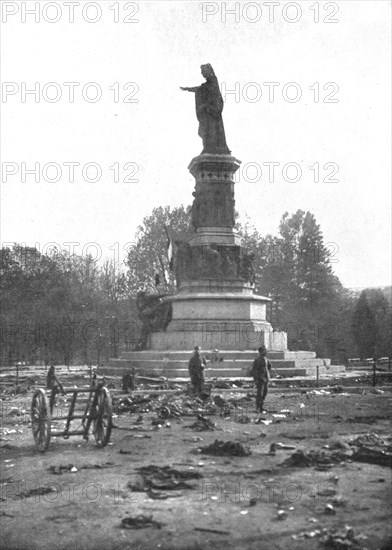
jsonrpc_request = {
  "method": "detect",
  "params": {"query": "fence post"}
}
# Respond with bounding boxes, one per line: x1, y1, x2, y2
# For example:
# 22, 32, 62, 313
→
372, 359, 376, 387
316, 364, 319, 387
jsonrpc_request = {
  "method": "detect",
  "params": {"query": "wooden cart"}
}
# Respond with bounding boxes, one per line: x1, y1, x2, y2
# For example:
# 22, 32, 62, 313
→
31, 383, 113, 452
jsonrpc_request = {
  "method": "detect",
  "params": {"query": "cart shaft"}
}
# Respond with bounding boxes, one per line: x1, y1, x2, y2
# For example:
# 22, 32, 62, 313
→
51, 430, 87, 437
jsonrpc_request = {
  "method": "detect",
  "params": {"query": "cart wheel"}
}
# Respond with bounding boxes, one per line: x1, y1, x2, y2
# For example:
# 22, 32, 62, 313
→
31, 389, 51, 452
93, 387, 113, 448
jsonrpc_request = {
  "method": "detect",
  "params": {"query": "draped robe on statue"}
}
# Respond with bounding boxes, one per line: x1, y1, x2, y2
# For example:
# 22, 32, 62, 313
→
194, 76, 230, 155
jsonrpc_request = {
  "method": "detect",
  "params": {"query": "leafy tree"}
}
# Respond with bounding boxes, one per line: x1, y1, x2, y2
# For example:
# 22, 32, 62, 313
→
0, 245, 138, 366
126, 205, 193, 294
352, 288, 391, 359
240, 210, 344, 357
352, 290, 378, 359
331, 288, 359, 362
100, 260, 128, 303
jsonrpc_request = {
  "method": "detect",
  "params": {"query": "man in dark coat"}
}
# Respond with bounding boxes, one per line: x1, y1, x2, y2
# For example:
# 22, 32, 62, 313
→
46, 365, 64, 394
188, 346, 207, 395
251, 346, 272, 413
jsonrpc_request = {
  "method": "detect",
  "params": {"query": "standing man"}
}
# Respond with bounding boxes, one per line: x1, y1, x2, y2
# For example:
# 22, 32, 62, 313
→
251, 346, 272, 413
188, 346, 207, 395
46, 365, 64, 394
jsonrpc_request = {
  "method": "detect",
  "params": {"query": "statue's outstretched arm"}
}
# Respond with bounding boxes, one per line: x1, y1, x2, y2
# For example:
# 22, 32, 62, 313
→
180, 86, 199, 92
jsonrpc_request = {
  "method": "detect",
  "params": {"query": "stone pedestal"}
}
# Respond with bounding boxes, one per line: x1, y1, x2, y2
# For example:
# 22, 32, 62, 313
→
148, 153, 279, 352
189, 154, 240, 244
150, 292, 273, 351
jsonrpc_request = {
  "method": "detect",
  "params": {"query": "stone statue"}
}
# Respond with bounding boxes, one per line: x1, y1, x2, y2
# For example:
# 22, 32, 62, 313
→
181, 64, 230, 155
135, 292, 172, 350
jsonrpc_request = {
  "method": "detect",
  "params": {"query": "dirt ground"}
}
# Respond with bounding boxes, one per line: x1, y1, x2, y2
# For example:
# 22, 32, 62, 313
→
1, 385, 391, 550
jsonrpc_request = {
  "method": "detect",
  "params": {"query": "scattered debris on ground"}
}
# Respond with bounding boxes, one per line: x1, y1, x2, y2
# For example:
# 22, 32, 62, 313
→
114, 395, 153, 414
121, 515, 163, 530
282, 435, 392, 468
157, 402, 182, 419
213, 395, 237, 416
320, 525, 368, 549
281, 449, 347, 468
17, 486, 58, 499
274, 442, 296, 450
1, 372, 391, 549
346, 416, 386, 424
349, 433, 392, 467
48, 462, 116, 474
349, 433, 391, 449
351, 446, 392, 467
127, 464, 203, 498
323, 439, 349, 451
235, 414, 251, 423
194, 527, 231, 535
185, 415, 215, 431
200, 439, 251, 457
113, 392, 255, 420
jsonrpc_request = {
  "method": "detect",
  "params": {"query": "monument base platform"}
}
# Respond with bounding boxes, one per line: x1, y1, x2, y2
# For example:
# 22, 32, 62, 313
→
101, 349, 345, 379
149, 328, 270, 351
148, 290, 277, 351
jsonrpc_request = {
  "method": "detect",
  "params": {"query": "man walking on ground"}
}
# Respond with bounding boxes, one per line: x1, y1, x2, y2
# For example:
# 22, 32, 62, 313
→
251, 346, 272, 413
188, 346, 207, 395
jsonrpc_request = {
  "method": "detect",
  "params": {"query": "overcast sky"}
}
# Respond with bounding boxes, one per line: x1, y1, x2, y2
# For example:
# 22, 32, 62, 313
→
1, 0, 391, 288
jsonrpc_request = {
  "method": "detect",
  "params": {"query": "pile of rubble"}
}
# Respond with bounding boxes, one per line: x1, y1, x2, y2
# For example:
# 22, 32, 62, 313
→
349, 433, 392, 468
199, 439, 251, 457
113, 392, 252, 419
127, 465, 203, 499
282, 432, 392, 469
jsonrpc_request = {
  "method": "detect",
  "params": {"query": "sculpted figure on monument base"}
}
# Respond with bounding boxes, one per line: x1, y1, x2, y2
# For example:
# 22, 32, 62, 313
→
191, 186, 235, 229
173, 243, 258, 284
135, 291, 172, 350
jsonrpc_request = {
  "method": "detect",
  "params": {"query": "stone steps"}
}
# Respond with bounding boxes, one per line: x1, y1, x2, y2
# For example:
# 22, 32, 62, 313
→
119, 350, 317, 361
101, 365, 309, 378
272, 358, 331, 368
108, 357, 331, 371
101, 349, 345, 380
268, 351, 317, 360
101, 361, 345, 379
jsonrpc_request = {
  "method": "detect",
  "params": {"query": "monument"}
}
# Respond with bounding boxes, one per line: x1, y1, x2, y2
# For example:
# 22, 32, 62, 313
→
102, 65, 345, 380
148, 63, 279, 351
